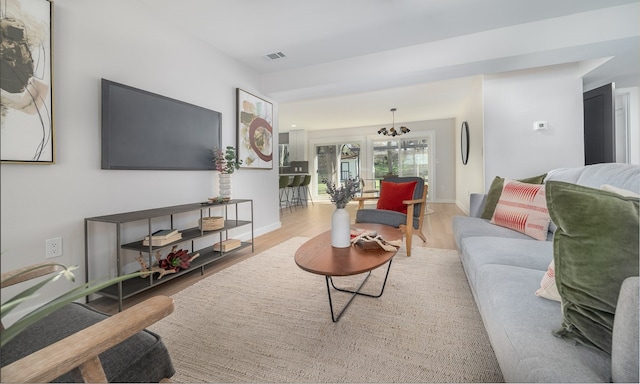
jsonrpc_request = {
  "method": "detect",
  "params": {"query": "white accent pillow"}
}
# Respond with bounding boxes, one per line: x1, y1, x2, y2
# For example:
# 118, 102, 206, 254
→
601, 184, 640, 198
535, 259, 561, 302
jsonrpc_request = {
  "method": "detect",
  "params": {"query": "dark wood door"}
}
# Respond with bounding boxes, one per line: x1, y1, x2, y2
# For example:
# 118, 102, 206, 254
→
583, 83, 615, 165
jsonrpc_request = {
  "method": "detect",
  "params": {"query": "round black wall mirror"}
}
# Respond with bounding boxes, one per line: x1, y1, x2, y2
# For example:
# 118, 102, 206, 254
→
461, 121, 470, 165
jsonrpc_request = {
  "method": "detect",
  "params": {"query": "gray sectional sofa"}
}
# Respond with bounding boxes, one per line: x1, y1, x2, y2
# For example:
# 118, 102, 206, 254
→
452, 163, 639, 383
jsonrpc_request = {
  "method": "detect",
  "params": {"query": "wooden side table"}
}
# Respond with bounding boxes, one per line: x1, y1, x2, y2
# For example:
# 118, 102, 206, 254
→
295, 223, 402, 322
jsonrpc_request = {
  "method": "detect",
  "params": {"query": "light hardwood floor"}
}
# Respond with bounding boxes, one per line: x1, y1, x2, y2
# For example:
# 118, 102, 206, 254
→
89, 201, 464, 314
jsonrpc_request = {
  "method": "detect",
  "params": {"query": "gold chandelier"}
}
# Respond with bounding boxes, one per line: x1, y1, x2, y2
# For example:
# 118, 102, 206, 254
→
377, 108, 410, 137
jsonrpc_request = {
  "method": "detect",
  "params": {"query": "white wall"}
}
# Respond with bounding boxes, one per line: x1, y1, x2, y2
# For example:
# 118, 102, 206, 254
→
616, 87, 640, 164
0, 0, 280, 319
306, 118, 456, 202
482, 64, 585, 189
455, 77, 484, 213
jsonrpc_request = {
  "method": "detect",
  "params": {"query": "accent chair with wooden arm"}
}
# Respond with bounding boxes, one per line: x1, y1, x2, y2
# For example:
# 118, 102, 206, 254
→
354, 176, 428, 256
0, 262, 175, 383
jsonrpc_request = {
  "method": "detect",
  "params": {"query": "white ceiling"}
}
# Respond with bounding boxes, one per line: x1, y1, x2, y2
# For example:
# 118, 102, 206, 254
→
141, 0, 640, 131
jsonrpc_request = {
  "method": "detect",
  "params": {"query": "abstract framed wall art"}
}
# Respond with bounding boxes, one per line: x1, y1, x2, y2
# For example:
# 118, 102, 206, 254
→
236, 88, 273, 169
1, 0, 55, 164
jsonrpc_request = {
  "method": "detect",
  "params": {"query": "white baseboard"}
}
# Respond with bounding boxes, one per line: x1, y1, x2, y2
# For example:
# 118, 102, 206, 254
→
455, 200, 470, 216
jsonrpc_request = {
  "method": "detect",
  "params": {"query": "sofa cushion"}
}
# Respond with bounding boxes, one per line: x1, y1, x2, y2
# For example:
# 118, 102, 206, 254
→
480, 173, 547, 220
459, 236, 551, 291
474, 264, 610, 382
0, 302, 175, 382
356, 207, 420, 230
547, 181, 640, 354
545, 163, 640, 193
452, 216, 550, 249
376, 180, 417, 214
490, 179, 550, 240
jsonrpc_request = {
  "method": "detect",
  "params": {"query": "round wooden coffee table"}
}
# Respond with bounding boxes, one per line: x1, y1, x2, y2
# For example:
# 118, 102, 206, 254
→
295, 223, 402, 322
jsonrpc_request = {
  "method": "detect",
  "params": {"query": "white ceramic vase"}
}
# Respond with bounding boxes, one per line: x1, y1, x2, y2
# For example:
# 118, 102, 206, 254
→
331, 207, 351, 248
219, 173, 232, 199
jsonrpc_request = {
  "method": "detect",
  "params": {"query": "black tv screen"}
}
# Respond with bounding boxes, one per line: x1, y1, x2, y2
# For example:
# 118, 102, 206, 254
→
101, 79, 221, 170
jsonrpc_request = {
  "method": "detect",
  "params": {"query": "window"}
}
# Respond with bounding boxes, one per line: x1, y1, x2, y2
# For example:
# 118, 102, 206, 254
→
372, 138, 429, 182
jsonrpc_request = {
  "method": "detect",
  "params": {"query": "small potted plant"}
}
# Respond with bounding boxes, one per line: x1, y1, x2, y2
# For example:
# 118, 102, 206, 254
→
213, 146, 242, 200
213, 146, 242, 174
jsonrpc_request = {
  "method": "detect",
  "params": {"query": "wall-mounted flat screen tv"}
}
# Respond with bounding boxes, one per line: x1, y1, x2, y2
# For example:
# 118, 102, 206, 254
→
101, 79, 221, 170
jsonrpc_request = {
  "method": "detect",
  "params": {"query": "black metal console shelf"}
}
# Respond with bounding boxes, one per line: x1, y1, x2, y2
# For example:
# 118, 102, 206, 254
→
84, 199, 254, 310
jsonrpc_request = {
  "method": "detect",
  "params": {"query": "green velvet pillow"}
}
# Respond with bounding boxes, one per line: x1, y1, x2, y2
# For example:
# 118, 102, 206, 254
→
481, 173, 547, 219
546, 181, 639, 354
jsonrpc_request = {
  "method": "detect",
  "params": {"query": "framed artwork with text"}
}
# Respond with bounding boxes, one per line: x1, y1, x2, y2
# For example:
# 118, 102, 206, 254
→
236, 88, 273, 169
1, 0, 55, 164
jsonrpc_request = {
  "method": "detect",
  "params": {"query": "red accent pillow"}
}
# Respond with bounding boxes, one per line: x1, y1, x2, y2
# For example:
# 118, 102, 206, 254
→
376, 180, 417, 214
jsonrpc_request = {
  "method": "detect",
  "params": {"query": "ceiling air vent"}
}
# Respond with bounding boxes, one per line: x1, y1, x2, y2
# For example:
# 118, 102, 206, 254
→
265, 52, 286, 60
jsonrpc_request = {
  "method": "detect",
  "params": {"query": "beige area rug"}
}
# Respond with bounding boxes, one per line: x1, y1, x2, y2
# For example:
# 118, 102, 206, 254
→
148, 237, 504, 383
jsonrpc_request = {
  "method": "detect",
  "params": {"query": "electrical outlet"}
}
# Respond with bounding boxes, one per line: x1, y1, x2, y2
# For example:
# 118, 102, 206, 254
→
46, 237, 63, 259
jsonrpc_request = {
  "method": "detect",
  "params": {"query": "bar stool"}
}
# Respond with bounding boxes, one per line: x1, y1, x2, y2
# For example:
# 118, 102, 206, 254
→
287, 175, 303, 209
279, 175, 292, 212
299, 174, 314, 207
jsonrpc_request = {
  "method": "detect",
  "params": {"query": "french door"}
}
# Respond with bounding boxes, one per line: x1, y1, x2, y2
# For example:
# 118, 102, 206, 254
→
315, 143, 361, 198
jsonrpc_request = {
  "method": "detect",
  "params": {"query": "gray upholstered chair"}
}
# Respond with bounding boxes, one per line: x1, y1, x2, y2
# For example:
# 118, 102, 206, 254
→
354, 176, 428, 256
0, 262, 175, 383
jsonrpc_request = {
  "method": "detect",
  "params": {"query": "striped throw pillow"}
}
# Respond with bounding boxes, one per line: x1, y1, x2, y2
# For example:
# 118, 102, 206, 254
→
490, 179, 551, 240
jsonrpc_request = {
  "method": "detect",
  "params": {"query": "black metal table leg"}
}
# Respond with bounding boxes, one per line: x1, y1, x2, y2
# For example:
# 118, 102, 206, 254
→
324, 258, 393, 322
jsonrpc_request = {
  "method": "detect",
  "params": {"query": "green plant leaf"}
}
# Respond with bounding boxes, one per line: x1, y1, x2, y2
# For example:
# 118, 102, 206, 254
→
0, 297, 33, 318
1, 276, 58, 320
1, 272, 144, 348
0, 263, 72, 320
